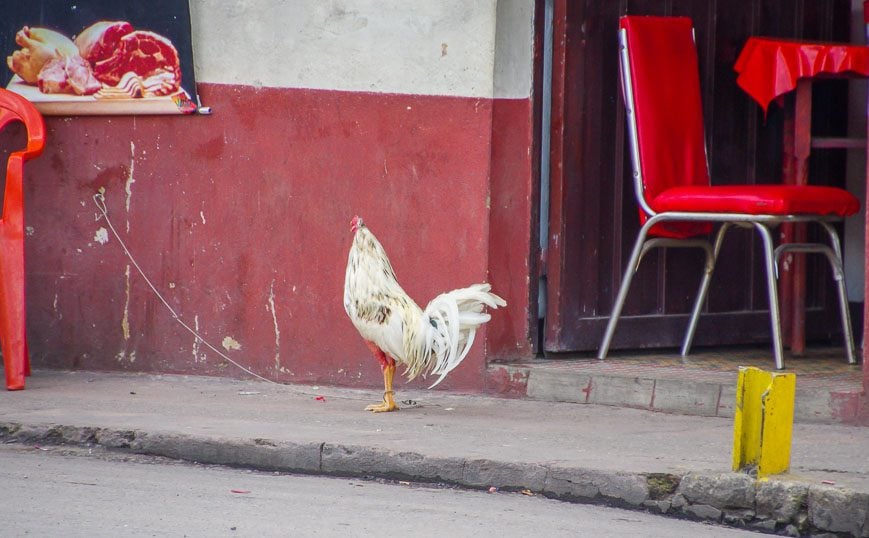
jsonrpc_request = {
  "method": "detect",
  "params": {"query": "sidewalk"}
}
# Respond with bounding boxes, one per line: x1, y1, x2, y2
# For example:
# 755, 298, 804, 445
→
1, 370, 868, 536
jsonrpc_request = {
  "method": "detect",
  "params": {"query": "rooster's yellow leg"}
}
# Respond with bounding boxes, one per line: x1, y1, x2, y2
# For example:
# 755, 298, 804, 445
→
365, 363, 399, 412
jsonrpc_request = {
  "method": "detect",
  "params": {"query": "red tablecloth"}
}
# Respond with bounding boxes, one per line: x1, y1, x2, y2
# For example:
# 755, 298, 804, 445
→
735, 37, 869, 114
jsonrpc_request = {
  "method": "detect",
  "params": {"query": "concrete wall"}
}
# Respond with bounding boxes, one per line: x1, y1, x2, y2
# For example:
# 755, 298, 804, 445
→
488, 0, 537, 362
20, 0, 537, 391
191, 0, 499, 96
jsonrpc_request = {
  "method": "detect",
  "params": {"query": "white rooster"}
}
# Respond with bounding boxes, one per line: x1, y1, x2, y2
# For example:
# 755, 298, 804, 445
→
344, 216, 506, 412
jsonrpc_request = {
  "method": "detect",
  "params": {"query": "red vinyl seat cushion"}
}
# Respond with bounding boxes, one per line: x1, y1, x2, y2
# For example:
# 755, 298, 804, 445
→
651, 185, 860, 217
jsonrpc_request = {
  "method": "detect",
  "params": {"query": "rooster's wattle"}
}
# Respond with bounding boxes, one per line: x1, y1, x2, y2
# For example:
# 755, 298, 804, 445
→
343, 216, 506, 412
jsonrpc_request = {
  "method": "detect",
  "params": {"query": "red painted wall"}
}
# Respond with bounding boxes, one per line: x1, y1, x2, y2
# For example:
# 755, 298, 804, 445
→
19, 83, 535, 391
487, 97, 537, 362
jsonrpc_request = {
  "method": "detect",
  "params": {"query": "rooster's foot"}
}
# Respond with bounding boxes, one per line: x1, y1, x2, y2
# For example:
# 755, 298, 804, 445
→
365, 390, 399, 413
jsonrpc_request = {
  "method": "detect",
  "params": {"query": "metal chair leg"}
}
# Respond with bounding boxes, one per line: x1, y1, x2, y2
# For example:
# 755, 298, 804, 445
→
819, 222, 857, 365
598, 221, 655, 359
754, 223, 785, 370
681, 224, 731, 356
771, 224, 856, 365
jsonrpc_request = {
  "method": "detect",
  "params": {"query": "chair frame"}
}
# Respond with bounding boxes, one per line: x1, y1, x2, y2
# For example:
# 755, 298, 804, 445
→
597, 24, 857, 370
0, 89, 45, 390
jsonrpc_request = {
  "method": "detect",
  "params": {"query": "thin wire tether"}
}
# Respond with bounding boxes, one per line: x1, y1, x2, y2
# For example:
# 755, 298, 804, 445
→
92, 192, 278, 385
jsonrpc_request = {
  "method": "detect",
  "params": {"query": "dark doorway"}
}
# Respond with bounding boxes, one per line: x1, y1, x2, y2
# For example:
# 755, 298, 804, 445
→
543, 0, 854, 353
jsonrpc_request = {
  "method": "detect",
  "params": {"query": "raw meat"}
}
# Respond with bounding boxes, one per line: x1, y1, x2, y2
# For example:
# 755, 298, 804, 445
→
75, 21, 181, 94
37, 55, 101, 95
7, 26, 80, 84
74, 21, 134, 65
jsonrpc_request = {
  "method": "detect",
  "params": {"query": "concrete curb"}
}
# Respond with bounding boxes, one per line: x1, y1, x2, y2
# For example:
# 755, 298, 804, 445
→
2, 420, 867, 537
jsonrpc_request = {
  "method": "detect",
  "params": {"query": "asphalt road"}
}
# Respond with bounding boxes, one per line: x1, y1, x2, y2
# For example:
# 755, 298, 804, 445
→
2, 443, 761, 537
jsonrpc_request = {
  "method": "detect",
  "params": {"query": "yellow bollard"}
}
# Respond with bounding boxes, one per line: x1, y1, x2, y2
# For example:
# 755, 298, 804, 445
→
732, 366, 796, 478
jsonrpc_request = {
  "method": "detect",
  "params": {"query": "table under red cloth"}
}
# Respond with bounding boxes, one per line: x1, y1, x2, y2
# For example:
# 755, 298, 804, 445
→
735, 37, 869, 114
734, 36, 869, 356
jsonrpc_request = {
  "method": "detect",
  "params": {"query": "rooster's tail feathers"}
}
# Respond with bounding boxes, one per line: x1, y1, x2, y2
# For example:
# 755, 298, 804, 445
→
405, 283, 506, 388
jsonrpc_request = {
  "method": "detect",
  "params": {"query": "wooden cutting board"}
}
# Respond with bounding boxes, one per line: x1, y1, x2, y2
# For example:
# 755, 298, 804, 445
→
6, 75, 189, 115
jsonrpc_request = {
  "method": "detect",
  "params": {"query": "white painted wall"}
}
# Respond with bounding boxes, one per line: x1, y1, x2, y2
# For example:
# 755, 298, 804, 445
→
493, 0, 535, 99
189, 0, 537, 98
189, 1, 535, 98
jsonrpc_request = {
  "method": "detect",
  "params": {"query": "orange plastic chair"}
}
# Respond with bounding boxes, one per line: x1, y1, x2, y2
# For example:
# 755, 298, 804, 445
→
0, 89, 45, 390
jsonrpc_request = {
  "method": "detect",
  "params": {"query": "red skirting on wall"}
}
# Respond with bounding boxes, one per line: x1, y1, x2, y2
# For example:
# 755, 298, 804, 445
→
20, 83, 535, 392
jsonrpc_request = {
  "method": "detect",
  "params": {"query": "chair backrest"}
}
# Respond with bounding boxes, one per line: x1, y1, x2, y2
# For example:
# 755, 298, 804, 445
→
0, 89, 45, 224
619, 16, 712, 237
0, 89, 45, 157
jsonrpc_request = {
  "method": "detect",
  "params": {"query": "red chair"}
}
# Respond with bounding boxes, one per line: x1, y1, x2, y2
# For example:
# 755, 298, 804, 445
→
0, 89, 45, 390
598, 16, 859, 369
